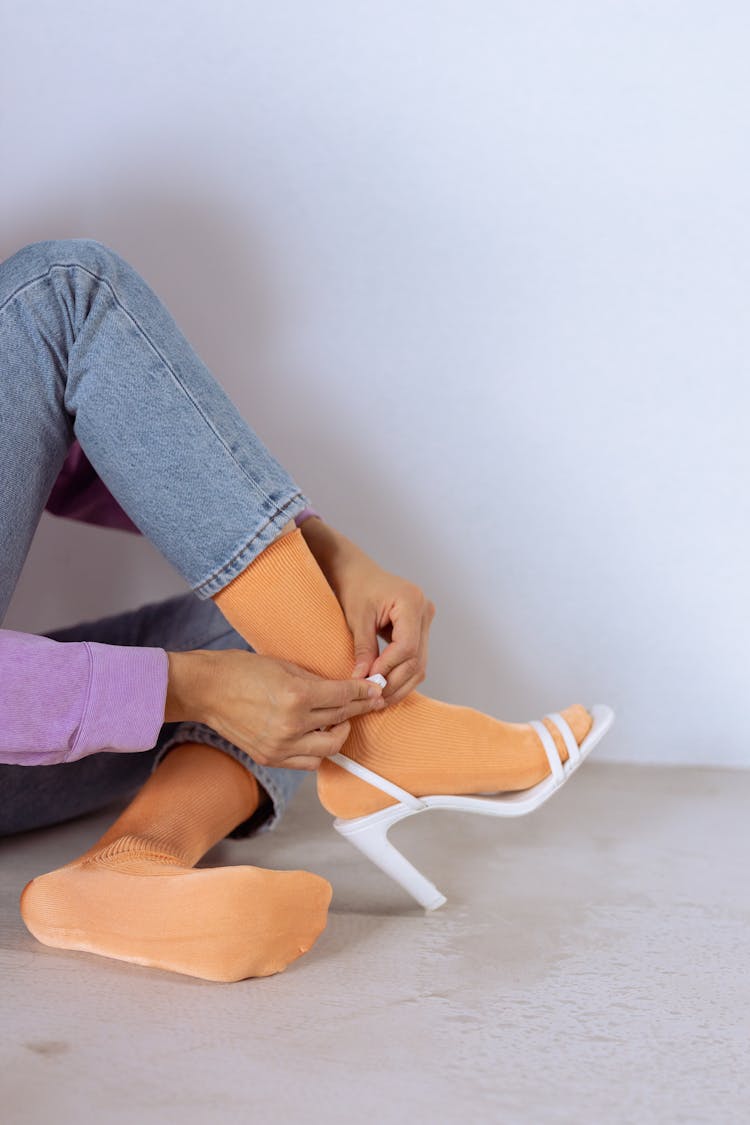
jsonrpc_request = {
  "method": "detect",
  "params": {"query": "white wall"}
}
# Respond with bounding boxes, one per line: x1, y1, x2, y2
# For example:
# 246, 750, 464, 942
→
2, 2, 747, 766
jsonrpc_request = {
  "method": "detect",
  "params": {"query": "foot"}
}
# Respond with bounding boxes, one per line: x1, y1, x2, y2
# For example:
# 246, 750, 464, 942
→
207, 527, 594, 822
20, 835, 332, 982
317, 700, 594, 819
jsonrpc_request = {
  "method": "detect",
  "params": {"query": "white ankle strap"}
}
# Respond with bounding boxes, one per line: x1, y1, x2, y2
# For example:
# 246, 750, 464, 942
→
329, 753, 428, 811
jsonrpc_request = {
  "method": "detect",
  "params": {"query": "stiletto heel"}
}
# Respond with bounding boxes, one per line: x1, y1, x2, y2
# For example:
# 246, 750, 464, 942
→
329, 702, 615, 910
333, 804, 447, 911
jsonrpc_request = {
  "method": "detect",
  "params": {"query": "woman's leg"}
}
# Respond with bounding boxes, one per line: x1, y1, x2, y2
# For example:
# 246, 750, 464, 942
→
0, 238, 592, 886
0, 237, 311, 620
20, 740, 331, 982
13, 591, 326, 981
214, 529, 594, 819
0, 238, 335, 981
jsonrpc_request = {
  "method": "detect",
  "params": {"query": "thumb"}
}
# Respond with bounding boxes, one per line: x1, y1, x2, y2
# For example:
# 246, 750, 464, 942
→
350, 611, 379, 678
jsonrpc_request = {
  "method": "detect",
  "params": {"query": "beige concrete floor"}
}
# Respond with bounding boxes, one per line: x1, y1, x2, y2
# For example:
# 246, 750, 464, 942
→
1, 762, 747, 1124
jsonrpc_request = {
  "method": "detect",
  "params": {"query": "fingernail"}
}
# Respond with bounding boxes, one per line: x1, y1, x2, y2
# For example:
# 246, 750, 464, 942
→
367, 685, 381, 698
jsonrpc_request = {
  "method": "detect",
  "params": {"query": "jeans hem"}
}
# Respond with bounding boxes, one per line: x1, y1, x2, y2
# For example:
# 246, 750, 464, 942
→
191, 491, 312, 600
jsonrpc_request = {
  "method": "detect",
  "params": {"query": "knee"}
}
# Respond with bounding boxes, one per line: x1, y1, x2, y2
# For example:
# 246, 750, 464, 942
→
39, 237, 117, 270
12, 237, 119, 277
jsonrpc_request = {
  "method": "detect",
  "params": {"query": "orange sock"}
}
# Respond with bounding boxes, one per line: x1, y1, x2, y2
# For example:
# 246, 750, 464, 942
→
20, 743, 332, 981
213, 528, 593, 819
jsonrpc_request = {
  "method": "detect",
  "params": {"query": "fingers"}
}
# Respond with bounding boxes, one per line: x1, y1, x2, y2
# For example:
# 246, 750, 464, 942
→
258, 719, 353, 771
306, 675, 383, 711
294, 720, 352, 759
370, 604, 421, 690
277, 755, 327, 771
371, 597, 435, 702
385, 609, 432, 704
382, 651, 428, 706
267, 675, 383, 751
311, 693, 386, 728
350, 607, 380, 678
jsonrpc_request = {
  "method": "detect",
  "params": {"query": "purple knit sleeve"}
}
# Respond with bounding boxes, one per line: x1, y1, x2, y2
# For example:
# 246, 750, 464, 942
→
0, 630, 169, 766
294, 507, 321, 527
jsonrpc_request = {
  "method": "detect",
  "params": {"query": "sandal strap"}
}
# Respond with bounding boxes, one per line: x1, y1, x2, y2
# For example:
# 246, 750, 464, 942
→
329, 753, 428, 811
529, 719, 565, 782
545, 711, 580, 762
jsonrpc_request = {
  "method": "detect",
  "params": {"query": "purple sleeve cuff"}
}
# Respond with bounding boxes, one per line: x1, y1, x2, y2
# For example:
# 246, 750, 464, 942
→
294, 507, 321, 528
0, 630, 169, 766
70, 643, 169, 762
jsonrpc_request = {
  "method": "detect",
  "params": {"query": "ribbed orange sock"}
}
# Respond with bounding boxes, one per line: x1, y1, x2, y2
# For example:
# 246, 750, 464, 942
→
20, 743, 332, 981
213, 528, 593, 819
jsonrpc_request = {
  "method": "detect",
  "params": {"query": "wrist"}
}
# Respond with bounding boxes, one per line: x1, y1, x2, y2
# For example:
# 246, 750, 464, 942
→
164, 649, 213, 723
299, 518, 359, 585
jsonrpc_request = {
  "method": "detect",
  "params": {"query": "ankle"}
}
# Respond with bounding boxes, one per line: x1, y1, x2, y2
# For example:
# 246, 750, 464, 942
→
79, 745, 263, 871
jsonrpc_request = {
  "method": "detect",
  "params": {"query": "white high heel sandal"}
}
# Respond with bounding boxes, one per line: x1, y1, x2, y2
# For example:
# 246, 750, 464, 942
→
329, 697, 615, 911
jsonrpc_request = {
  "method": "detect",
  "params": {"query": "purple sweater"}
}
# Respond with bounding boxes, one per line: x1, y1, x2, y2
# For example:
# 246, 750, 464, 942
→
0, 442, 319, 766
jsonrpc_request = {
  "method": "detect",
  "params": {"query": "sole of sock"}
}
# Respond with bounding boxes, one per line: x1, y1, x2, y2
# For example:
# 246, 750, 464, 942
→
20, 859, 333, 983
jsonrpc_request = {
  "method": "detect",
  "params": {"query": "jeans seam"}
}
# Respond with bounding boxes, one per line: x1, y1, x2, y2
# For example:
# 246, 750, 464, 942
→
2, 260, 280, 513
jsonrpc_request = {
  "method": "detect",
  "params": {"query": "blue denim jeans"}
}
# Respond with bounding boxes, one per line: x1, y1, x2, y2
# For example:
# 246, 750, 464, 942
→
0, 238, 313, 837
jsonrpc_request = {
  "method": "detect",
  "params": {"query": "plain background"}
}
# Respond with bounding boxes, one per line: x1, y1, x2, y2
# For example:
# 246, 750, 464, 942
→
1, 2, 746, 767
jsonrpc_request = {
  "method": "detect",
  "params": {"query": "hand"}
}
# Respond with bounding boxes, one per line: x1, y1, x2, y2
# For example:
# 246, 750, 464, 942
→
165, 648, 385, 770
300, 519, 436, 705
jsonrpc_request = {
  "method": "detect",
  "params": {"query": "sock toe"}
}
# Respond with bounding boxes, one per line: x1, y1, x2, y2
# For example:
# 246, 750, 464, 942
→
542, 703, 593, 763
562, 703, 594, 745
